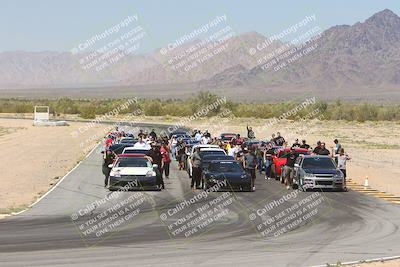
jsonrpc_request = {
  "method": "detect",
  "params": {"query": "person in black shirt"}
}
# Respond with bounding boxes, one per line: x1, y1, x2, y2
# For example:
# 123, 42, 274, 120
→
176, 139, 186, 170
102, 149, 115, 187
275, 132, 285, 146
149, 129, 157, 140
317, 142, 330, 155
313, 141, 322, 154
300, 139, 310, 149
148, 143, 164, 189
291, 138, 301, 148
283, 148, 298, 190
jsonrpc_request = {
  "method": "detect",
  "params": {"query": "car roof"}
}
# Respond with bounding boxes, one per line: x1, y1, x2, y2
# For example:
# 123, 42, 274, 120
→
117, 153, 146, 158
123, 147, 150, 151
194, 144, 219, 148
203, 154, 232, 158
210, 159, 238, 163
302, 155, 331, 158
200, 148, 225, 151
279, 147, 309, 152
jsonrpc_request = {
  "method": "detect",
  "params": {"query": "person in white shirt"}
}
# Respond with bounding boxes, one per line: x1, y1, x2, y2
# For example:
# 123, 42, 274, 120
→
201, 135, 210, 144
333, 148, 351, 189
194, 131, 202, 142
228, 144, 239, 157
133, 138, 151, 150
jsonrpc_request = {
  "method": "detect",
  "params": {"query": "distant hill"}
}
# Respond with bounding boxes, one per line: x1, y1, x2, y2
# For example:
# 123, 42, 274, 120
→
1, 9, 399, 101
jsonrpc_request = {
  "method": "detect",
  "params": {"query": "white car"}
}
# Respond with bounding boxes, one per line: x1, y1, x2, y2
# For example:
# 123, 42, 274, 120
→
108, 154, 160, 191
186, 146, 226, 177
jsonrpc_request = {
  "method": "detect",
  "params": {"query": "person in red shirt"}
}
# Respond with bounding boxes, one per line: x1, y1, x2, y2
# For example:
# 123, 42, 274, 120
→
105, 136, 113, 149
160, 142, 171, 179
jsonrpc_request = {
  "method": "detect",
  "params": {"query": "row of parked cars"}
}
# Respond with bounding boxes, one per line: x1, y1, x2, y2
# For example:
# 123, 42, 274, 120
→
105, 130, 345, 192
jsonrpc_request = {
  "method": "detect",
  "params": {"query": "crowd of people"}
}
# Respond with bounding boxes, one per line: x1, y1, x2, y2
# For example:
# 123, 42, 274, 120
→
102, 126, 351, 191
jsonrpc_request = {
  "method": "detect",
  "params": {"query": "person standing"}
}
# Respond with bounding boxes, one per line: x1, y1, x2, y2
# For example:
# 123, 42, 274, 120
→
256, 145, 264, 175
300, 139, 310, 149
283, 148, 298, 190
317, 142, 330, 155
275, 132, 285, 146
191, 147, 202, 189
102, 149, 115, 187
264, 152, 273, 180
243, 148, 257, 191
176, 139, 186, 170
333, 148, 350, 189
194, 130, 202, 142
149, 129, 157, 140
149, 144, 164, 189
292, 138, 301, 148
313, 141, 322, 154
247, 125, 255, 139
160, 142, 171, 179
169, 136, 177, 160
333, 139, 342, 164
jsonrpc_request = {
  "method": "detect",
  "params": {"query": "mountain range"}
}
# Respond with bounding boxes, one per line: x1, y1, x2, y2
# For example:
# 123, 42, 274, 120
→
1, 9, 399, 101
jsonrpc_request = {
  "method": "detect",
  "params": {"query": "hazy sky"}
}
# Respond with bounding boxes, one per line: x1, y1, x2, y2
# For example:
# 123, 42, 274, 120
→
1, 0, 399, 53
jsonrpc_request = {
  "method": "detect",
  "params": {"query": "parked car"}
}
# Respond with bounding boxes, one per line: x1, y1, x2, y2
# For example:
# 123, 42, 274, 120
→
107, 154, 161, 191
270, 147, 310, 180
293, 155, 345, 191
219, 133, 237, 142
202, 160, 252, 191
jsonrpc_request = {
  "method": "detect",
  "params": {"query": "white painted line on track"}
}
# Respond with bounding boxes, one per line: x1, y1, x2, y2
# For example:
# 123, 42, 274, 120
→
312, 254, 400, 267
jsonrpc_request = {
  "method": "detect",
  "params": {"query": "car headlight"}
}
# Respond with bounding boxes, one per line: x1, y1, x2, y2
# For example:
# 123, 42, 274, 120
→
241, 174, 247, 179
333, 173, 343, 179
112, 171, 121, 178
146, 170, 156, 177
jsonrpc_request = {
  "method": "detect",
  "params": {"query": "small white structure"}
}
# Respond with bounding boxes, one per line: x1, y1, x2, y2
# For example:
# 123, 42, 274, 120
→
33, 106, 69, 126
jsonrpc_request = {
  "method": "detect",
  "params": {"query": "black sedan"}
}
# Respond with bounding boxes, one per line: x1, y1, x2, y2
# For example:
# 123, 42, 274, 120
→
202, 160, 252, 191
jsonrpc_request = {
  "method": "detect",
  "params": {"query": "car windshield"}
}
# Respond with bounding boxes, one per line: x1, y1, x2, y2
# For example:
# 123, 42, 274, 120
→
209, 162, 243, 172
120, 139, 135, 143
203, 155, 233, 162
116, 157, 152, 168
124, 149, 149, 154
199, 151, 225, 157
302, 157, 336, 169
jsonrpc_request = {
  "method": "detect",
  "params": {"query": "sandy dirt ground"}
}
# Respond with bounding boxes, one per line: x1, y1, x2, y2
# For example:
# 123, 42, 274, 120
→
184, 118, 400, 197
350, 258, 400, 266
0, 118, 111, 214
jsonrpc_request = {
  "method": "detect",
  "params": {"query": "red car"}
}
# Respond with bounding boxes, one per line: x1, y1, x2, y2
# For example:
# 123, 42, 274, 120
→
270, 147, 310, 179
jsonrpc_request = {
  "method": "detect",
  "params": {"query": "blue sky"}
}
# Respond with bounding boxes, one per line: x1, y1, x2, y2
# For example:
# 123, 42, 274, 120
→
1, 0, 399, 53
